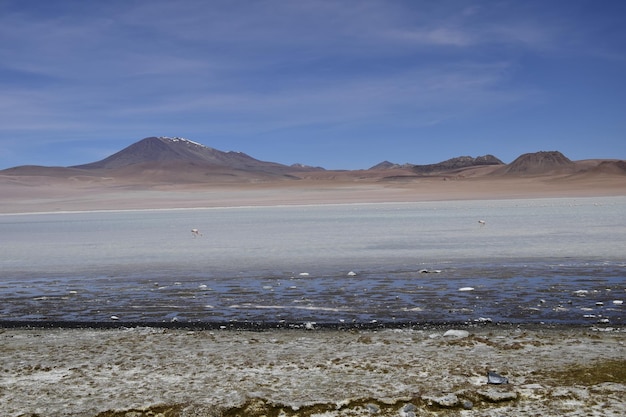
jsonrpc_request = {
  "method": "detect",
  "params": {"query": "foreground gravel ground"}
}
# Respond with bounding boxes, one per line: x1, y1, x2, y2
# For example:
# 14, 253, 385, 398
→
1, 325, 624, 416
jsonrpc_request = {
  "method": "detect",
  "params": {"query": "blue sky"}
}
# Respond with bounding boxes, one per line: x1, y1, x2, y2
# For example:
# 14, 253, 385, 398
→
1, 0, 625, 170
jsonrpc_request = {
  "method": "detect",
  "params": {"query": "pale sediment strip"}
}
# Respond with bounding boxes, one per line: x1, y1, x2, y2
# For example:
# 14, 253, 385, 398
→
1, 325, 624, 417
1, 177, 625, 215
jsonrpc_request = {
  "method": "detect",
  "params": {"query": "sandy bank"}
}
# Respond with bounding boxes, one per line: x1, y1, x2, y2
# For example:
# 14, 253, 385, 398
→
1, 325, 624, 416
1, 175, 625, 214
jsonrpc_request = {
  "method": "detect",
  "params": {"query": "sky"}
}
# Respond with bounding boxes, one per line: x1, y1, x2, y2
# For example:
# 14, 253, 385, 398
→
1, 0, 625, 170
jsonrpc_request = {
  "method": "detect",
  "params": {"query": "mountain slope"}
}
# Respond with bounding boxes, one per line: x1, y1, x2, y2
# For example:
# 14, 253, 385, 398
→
72, 136, 290, 172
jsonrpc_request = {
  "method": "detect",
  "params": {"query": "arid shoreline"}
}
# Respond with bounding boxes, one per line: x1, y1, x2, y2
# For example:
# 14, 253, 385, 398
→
2, 174, 625, 214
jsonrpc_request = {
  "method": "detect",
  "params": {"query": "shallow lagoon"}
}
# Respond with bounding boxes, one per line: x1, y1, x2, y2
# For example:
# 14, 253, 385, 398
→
1, 196, 624, 324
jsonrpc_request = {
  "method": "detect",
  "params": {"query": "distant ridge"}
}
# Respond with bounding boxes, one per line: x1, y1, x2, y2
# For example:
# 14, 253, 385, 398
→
2, 137, 625, 187
369, 161, 413, 170
411, 155, 503, 174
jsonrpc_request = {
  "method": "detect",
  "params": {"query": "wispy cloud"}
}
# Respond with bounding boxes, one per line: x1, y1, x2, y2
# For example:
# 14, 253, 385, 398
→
389, 27, 476, 46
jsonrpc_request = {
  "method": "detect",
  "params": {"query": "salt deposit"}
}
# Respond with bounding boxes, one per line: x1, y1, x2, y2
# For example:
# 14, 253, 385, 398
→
0, 326, 624, 416
443, 329, 470, 338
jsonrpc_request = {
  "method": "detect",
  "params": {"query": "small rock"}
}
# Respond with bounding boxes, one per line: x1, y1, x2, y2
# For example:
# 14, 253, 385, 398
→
347, 271, 358, 276
613, 300, 623, 305
443, 329, 469, 338
487, 371, 509, 384
458, 287, 474, 292
365, 403, 380, 414
110, 315, 120, 321
461, 399, 473, 409
475, 317, 492, 323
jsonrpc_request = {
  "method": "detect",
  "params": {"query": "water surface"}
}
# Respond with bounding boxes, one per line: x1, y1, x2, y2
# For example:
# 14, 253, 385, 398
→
1, 197, 624, 325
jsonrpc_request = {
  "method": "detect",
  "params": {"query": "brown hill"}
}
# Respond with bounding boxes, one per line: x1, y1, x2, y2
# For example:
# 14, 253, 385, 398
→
498, 151, 575, 176
590, 160, 626, 175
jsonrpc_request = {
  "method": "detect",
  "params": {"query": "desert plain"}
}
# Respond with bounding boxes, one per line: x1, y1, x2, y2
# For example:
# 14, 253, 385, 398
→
1, 161, 626, 214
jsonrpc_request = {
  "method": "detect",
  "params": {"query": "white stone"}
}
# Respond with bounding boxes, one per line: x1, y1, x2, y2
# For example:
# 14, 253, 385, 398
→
443, 329, 469, 338
459, 287, 475, 292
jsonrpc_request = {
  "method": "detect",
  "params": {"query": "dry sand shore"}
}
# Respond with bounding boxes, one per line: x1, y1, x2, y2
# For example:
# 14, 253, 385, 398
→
1, 325, 624, 417
1, 173, 626, 214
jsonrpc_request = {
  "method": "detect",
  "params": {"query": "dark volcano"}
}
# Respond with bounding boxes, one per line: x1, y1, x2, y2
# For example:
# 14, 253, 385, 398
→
72, 136, 290, 172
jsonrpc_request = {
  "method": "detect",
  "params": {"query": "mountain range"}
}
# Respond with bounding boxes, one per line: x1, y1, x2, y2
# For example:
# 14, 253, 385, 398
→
2, 136, 625, 185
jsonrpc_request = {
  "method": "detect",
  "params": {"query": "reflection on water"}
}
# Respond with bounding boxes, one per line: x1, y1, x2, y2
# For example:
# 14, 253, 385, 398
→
1, 197, 625, 325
